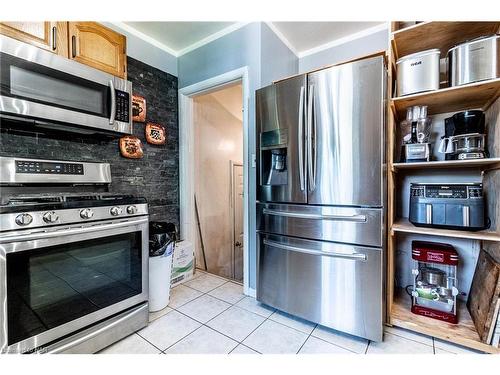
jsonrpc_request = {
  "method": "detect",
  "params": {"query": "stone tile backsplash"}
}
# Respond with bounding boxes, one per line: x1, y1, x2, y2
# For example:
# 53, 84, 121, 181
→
0, 56, 179, 227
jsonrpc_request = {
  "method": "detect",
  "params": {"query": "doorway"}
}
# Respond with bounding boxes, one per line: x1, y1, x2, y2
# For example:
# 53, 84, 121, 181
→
192, 82, 244, 281
178, 67, 249, 292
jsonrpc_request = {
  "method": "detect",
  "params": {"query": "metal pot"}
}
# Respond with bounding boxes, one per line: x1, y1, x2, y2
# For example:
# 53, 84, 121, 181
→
420, 266, 446, 286
448, 34, 500, 87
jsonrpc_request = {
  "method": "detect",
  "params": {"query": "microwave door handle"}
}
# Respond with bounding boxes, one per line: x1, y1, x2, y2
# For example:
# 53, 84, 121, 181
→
298, 86, 305, 191
109, 79, 116, 125
263, 239, 367, 261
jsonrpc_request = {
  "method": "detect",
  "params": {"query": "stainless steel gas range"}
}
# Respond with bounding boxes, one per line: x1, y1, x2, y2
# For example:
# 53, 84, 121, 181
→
0, 157, 149, 354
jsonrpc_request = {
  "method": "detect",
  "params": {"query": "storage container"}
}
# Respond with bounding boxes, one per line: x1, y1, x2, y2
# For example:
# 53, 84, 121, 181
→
448, 34, 500, 87
396, 49, 440, 96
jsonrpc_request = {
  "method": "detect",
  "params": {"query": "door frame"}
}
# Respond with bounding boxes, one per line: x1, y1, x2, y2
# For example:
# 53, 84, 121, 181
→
230, 160, 244, 281
178, 66, 250, 295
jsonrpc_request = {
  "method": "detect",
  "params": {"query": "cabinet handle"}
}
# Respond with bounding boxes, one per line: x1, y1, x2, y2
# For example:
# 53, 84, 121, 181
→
71, 35, 76, 58
51, 26, 57, 51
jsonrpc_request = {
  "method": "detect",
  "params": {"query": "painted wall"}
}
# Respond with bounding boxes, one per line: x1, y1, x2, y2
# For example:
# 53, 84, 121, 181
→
193, 85, 243, 279
178, 22, 297, 290
298, 28, 388, 73
103, 22, 178, 76
260, 23, 298, 86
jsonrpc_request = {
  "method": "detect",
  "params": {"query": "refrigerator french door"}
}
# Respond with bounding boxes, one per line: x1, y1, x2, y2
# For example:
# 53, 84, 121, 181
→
256, 74, 307, 204
256, 55, 386, 342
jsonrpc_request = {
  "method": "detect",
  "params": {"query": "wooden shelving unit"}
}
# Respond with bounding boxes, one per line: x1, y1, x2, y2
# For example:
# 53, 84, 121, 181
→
391, 21, 500, 60
392, 289, 500, 354
392, 157, 500, 171
386, 21, 500, 353
392, 218, 500, 242
392, 78, 500, 119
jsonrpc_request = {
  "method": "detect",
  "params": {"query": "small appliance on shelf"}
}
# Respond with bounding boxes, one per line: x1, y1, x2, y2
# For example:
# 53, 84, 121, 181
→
396, 49, 440, 96
411, 241, 459, 324
400, 105, 433, 162
439, 110, 487, 160
409, 183, 486, 231
448, 34, 500, 87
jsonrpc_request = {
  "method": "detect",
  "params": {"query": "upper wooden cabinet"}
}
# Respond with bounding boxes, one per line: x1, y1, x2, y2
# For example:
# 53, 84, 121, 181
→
0, 21, 69, 57
68, 22, 127, 79
0, 21, 127, 79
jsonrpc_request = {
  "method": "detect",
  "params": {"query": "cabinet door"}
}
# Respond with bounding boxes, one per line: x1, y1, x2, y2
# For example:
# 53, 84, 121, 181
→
0, 22, 68, 56
68, 22, 126, 78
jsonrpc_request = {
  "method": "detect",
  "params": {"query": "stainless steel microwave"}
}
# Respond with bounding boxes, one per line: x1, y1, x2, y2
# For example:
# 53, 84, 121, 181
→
0, 35, 132, 135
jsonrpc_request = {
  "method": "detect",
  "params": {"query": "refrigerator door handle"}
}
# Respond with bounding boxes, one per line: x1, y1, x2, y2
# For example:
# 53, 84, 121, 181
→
298, 86, 305, 191
262, 208, 367, 222
307, 84, 314, 191
263, 239, 367, 261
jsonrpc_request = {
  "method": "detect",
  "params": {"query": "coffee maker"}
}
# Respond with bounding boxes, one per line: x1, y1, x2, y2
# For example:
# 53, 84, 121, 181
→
439, 110, 487, 160
400, 106, 433, 163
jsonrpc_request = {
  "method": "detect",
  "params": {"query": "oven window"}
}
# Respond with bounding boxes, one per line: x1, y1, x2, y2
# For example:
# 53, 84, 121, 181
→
6, 232, 142, 346
10, 66, 104, 114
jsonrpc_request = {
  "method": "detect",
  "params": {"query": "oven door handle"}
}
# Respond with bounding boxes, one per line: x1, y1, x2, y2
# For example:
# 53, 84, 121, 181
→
109, 79, 116, 125
0, 217, 148, 243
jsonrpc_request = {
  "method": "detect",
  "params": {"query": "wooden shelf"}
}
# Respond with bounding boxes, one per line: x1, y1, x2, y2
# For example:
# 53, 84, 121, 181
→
391, 77, 500, 119
391, 218, 500, 242
392, 21, 500, 60
391, 289, 499, 354
392, 157, 500, 171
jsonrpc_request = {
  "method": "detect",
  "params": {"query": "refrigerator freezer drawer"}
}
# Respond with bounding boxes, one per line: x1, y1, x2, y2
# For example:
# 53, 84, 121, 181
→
257, 202, 383, 247
257, 233, 383, 341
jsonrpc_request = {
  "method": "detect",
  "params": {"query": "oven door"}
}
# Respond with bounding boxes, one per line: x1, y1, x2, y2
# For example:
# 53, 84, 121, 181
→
0, 35, 132, 135
0, 217, 148, 353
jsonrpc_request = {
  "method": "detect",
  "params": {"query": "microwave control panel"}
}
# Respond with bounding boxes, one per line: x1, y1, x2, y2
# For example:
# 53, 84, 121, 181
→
16, 160, 84, 175
115, 90, 130, 123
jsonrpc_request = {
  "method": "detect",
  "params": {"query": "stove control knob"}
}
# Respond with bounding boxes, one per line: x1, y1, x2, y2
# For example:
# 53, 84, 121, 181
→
43, 211, 59, 223
15, 213, 33, 226
110, 206, 123, 216
80, 208, 94, 220
126, 205, 137, 214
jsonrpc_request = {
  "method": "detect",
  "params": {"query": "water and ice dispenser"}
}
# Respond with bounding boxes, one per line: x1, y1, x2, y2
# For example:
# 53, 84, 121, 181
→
260, 129, 288, 186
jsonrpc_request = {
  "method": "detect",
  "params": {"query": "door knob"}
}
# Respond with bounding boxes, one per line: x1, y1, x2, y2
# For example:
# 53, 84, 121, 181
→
235, 241, 242, 247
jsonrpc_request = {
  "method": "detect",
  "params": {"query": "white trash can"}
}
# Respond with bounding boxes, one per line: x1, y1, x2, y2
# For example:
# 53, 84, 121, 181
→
148, 242, 174, 312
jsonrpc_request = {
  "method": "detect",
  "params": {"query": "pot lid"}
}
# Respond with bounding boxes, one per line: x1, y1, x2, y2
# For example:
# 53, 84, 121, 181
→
448, 34, 500, 53
396, 48, 440, 64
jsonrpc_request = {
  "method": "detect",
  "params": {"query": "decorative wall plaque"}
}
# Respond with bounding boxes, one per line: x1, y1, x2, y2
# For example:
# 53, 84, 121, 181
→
145, 122, 166, 145
119, 136, 144, 158
132, 95, 147, 122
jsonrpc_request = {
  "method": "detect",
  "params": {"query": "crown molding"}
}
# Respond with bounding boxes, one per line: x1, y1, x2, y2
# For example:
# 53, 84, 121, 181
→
298, 22, 389, 58
110, 22, 179, 57
264, 22, 299, 57
176, 22, 251, 56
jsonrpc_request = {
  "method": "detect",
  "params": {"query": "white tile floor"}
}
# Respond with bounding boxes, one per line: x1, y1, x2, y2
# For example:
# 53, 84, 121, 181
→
100, 270, 484, 355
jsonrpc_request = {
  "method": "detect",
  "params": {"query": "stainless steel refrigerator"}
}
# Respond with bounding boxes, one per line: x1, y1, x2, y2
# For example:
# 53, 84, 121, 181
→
256, 55, 386, 341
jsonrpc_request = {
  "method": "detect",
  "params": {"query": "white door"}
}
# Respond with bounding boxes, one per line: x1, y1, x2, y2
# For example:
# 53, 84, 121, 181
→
232, 163, 244, 282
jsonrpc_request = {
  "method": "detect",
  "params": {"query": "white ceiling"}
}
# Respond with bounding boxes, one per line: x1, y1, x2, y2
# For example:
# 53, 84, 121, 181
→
271, 22, 385, 54
120, 21, 387, 57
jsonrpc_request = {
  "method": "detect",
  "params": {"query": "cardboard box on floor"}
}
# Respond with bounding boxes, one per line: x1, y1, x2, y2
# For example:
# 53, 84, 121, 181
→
170, 241, 194, 287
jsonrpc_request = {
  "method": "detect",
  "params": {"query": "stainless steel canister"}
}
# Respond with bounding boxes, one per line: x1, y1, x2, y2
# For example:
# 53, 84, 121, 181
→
448, 34, 500, 86
396, 49, 441, 96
